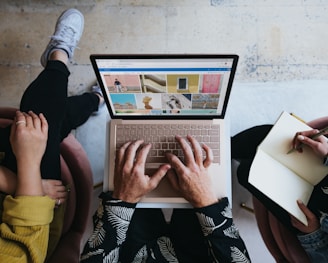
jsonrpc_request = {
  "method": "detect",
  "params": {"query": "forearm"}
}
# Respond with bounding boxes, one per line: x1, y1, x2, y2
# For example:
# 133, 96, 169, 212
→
0, 166, 16, 195
15, 161, 43, 196
81, 192, 136, 262
194, 197, 251, 262
0, 163, 46, 197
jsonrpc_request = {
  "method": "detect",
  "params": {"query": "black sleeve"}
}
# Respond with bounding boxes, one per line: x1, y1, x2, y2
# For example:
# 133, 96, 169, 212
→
80, 192, 137, 263
194, 197, 251, 262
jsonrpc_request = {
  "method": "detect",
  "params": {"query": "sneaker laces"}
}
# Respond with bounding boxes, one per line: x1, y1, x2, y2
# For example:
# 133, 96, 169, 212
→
49, 25, 80, 54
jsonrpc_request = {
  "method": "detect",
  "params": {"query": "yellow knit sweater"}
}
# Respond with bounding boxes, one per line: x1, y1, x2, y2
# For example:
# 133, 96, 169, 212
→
0, 195, 55, 263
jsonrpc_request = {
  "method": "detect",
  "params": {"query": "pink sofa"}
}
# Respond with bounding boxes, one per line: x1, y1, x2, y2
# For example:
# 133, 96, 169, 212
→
0, 107, 93, 263
252, 115, 328, 263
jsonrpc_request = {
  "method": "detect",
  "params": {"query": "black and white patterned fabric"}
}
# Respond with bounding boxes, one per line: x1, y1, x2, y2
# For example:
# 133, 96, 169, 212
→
81, 192, 251, 263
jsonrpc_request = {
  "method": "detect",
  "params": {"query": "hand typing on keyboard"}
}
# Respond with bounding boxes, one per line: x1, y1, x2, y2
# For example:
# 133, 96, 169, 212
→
166, 135, 218, 208
112, 135, 218, 207
112, 140, 171, 203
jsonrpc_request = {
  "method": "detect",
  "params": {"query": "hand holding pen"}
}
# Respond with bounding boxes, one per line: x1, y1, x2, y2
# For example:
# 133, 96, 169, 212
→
287, 126, 328, 157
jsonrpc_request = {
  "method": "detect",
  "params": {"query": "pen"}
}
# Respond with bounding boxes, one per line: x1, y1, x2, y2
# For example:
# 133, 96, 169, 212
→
287, 125, 328, 154
290, 113, 306, 123
240, 203, 254, 213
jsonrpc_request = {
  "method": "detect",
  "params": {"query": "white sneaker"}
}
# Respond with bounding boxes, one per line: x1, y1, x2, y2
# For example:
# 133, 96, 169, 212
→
40, 8, 84, 67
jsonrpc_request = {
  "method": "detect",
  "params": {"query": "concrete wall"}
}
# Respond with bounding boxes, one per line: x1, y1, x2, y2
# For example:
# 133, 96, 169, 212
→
0, 0, 327, 107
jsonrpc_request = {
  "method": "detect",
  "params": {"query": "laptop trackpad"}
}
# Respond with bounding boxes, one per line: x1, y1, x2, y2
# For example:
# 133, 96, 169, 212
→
144, 163, 225, 199
145, 168, 181, 198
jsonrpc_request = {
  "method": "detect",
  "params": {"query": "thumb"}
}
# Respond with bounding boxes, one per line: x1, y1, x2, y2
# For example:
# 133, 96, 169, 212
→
298, 135, 320, 149
149, 164, 171, 186
166, 168, 179, 191
297, 200, 313, 219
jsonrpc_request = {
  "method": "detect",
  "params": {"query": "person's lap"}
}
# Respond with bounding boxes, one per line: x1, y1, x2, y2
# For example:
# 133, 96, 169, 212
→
119, 208, 168, 261
232, 125, 297, 231
7, 61, 98, 180
122, 208, 208, 262
169, 209, 208, 262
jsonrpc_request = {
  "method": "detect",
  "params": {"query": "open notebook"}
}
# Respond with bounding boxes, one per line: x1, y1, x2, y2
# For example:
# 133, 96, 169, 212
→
249, 111, 328, 225
90, 54, 238, 208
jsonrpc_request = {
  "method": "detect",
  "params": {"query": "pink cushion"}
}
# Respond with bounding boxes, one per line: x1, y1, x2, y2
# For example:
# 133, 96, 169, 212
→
59, 134, 93, 231
253, 196, 311, 262
252, 196, 287, 262
60, 154, 76, 235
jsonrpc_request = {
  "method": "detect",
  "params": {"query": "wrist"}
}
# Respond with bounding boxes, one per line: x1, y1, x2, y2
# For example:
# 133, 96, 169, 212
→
15, 162, 43, 196
16, 157, 41, 170
16, 162, 41, 177
191, 196, 218, 208
112, 191, 140, 204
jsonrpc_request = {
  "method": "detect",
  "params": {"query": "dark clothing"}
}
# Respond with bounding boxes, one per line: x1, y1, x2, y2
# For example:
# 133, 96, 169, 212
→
81, 192, 251, 262
0, 61, 98, 180
231, 125, 328, 233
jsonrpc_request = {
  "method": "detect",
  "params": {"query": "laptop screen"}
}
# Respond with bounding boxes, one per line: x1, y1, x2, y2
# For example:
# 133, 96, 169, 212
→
90, 54, 238, 119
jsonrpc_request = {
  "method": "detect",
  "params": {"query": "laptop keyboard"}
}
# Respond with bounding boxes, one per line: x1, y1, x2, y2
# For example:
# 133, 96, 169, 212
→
115, 123, 220, 164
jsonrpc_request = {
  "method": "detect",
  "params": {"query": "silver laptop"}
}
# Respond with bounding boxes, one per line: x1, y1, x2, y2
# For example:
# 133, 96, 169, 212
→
90, 54, 238, 208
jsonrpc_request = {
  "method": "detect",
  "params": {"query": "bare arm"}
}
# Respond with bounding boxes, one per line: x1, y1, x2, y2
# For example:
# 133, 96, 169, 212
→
0, 111, 54, 263
10, 111, 48, 196
0, 166, 16, 195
